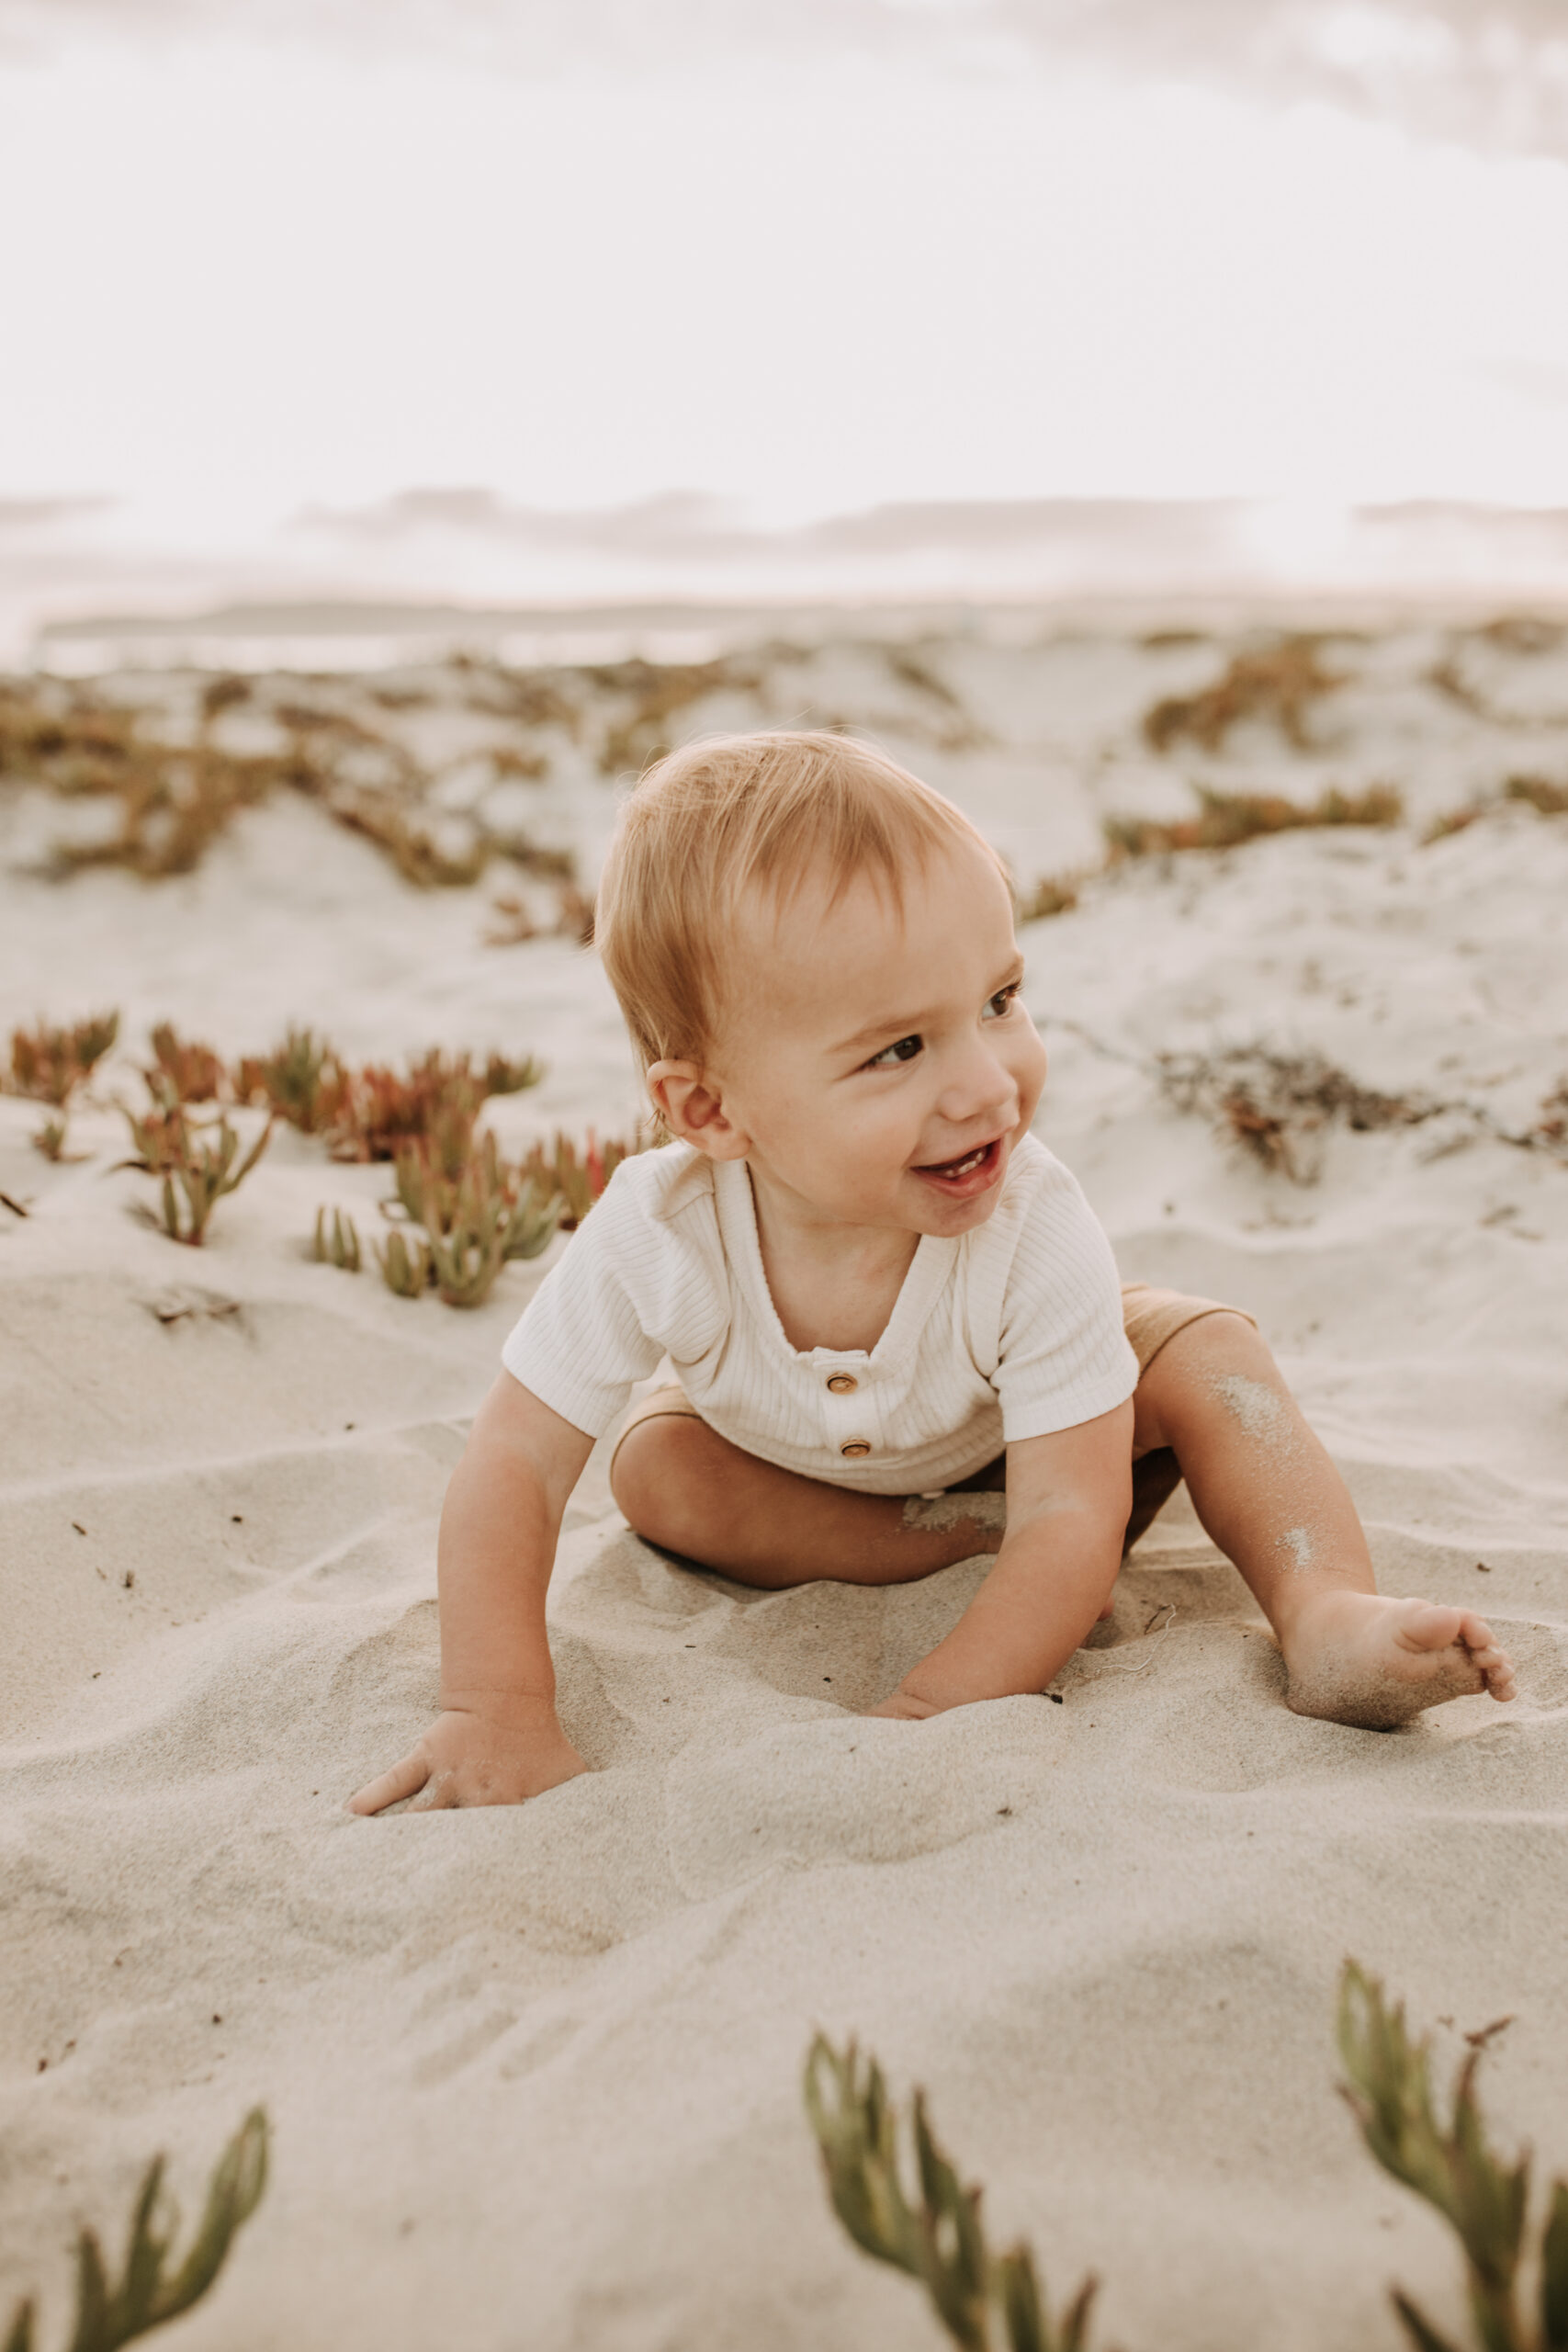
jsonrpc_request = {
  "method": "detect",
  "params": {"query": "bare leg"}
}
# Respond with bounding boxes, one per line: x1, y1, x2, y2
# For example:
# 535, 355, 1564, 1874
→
610, 1413, 1005, 1589
1134, 1314, 1517, 1727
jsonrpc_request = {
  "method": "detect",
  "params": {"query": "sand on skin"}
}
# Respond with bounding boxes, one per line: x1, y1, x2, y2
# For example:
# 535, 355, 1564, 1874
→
2, 617, 1567, 2351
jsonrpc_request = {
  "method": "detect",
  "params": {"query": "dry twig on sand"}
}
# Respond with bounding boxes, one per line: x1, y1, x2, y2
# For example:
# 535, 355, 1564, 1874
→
5, 2109, 267, 2352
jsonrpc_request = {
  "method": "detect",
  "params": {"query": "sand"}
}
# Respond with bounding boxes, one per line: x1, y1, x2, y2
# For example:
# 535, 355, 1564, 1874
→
2, 615, 1566, 2351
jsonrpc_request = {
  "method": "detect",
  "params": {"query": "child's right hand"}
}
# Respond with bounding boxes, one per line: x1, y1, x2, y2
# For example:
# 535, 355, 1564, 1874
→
347, 1699, 590, 1815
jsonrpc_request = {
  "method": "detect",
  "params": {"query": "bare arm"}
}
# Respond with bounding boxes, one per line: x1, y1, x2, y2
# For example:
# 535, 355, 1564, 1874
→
871, 1400, 1134, 1716
349, 1372, 596, 1813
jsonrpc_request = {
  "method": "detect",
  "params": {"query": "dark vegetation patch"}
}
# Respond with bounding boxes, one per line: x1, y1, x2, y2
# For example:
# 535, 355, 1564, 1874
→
1424, 773, 1568, 842
1107, 783, 1402, 861
1015, 874, 1079, 921
586, 656, 764, 776
1157, 1043, 1568, 1182
0, 673, 583, 894
1156, 1046, 1436, 1182
1142, 636, 1346, 753
6, 1011, 119, 1103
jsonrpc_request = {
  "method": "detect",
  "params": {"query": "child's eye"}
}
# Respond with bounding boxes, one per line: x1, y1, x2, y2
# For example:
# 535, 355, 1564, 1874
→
865, 1034, 923, 1069
983, 983, 1021, 1020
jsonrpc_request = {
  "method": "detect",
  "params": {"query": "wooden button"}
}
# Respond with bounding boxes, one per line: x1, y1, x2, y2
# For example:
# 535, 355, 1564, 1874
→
826, 1373, 858, 1395
840, 1439, 872, 1459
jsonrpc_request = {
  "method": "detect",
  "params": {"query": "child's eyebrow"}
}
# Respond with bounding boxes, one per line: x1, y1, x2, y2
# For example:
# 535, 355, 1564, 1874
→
831, 958, 1025, 1057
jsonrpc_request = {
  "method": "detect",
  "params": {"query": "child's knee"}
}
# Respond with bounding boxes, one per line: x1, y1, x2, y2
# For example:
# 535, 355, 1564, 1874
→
1134, 1309, 1278, 1449
610, 1413, 709, 1544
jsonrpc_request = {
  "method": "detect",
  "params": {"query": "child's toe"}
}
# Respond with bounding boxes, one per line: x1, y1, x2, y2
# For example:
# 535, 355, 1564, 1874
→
1395, 1600, 1465, 1655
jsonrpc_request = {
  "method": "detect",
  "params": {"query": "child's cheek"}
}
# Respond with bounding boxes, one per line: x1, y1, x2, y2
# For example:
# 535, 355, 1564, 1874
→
1016, 1023, 1049, 1114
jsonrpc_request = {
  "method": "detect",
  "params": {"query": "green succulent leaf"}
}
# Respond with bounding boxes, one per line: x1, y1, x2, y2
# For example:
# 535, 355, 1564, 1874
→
6, 2109, 266, 2352
1539, 2180, 1568, 2351
1393, 2290, 1470, 2352
804, 2035, 1099, 2352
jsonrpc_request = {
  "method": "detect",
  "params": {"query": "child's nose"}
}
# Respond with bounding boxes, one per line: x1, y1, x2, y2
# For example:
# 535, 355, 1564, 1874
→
941, 1036, 1019, 1125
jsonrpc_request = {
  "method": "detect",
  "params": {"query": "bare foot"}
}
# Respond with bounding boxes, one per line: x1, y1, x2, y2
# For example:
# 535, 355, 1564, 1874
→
1281, 1590, 1517, 1729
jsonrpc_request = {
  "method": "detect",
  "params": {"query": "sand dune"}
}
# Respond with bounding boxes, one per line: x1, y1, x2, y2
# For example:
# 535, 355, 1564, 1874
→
2, 618, 1565, 2350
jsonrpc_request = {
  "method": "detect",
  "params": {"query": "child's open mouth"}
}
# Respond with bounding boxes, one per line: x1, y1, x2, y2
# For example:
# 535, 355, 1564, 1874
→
912, 1136, 1004, 1197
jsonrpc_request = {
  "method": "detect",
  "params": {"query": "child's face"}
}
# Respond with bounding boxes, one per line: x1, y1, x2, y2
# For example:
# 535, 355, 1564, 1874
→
709, 835, 1047, 1238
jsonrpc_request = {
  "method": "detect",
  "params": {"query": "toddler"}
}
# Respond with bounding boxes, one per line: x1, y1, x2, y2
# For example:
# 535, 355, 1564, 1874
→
352, 732, 1514, 1814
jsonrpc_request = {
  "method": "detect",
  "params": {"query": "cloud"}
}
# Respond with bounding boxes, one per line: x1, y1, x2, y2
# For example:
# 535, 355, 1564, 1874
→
0, 494, 114, 537
296, 486, 1265, 571
998, 0, 1568, 158
4, 0, 1567, 155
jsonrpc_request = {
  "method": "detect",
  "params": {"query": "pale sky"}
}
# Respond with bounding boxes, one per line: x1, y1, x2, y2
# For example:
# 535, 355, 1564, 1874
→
3, 0, 1568, 632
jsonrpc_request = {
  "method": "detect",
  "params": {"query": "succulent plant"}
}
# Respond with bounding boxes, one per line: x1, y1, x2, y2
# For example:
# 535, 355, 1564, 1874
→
386, 1133, 560, 1307
120, 1104, 272, 1246
1339, 1962, 1568, 2352
312, 1205, 362, 1272
5, 2108, 267, 2352
6, 1013, 120, 1106
374, 1227, 433, 1299
804, 2036, 1099, 2352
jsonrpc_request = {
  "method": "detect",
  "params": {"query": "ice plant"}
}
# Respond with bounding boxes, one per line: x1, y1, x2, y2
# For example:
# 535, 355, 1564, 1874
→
327, 1047, 542, 1165
1338, 1962, 1568, 2352
374, 1227, 433, 1299
233, 1027, 345, 1135
145, 1023, 227, 1106
518, 1128, 642, 1229
120, 1103, 272, 1246
313, 1205, 362, 1272
386, 1133, 560, 1307
804, 2036, 1100, 2352
6, 1013, 119, 1106
4, 2108, 267, 2352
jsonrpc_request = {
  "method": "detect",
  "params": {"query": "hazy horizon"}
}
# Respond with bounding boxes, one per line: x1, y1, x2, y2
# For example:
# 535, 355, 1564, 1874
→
5, 0, 1567, 658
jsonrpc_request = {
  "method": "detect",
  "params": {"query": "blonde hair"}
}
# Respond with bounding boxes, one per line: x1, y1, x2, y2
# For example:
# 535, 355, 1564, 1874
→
596, 729, 1008, 1070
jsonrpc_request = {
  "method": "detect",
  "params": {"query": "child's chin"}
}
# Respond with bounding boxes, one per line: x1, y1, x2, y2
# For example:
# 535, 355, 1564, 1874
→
908, 1179, 1005, 1232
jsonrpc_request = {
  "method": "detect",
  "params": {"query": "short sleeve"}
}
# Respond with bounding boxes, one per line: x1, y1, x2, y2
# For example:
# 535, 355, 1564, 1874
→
500, 1175, 667, 1439
992, 1158, 1138, 1442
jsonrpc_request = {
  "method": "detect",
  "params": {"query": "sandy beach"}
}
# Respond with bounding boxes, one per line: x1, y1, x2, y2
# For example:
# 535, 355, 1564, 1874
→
2, 611, 1566, 2350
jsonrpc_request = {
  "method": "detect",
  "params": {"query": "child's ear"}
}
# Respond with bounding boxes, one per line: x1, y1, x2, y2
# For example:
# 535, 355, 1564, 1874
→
646, 1061, 750, 1159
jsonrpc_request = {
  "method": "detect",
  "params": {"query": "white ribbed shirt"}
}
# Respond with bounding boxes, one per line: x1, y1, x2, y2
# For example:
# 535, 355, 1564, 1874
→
502, 1133, 1137, 1494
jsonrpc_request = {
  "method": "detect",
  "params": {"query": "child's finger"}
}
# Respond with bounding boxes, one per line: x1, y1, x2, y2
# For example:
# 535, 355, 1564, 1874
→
346, 1749, 430, 1815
